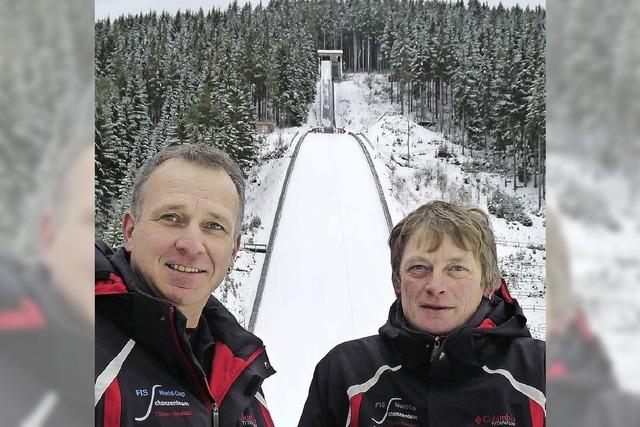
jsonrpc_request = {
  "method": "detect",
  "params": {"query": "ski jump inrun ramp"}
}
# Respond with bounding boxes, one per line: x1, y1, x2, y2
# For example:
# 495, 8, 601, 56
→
249, 130, 395, 426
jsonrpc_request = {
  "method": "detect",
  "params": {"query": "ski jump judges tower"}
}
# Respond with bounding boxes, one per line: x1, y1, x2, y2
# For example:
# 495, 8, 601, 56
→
318, 50, 342, 133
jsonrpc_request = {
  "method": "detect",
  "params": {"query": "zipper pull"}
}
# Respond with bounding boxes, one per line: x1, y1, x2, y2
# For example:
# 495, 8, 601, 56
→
430, 336, 443, 363
212, 402, 219, 427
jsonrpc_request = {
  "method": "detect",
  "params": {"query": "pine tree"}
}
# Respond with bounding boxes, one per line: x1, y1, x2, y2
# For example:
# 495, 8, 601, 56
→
94, 0, 546, 237
390, 21, 413, 114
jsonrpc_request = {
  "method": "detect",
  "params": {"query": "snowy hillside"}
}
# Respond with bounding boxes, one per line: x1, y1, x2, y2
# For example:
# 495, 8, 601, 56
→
218, 72, 546, 342
333, 74, 546, 338
211, 71, 547, 423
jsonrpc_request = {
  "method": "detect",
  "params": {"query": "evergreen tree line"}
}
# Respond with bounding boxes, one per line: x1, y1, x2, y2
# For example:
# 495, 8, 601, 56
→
297, 0, 545, 195
95, 2, 319, 240
95, 0, 545, 240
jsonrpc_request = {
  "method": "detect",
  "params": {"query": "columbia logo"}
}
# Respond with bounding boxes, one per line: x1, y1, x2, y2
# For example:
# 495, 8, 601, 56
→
474, 413, 516, 426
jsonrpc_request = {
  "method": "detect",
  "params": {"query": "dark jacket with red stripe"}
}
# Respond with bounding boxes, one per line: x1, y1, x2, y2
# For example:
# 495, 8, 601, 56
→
0, 253, 93, 426
96, 242, 276, 426
299, 283, 546, 427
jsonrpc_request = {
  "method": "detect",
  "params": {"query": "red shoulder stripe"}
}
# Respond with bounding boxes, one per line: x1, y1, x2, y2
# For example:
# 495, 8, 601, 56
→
258, 400, 275, 427
528, 398, 545, 427
349, 393, 364, 427
104, 378, 122, 427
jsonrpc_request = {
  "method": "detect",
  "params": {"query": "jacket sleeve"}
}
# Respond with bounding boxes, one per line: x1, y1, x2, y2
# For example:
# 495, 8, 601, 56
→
298, 353, 347, 427
94, 377, 122, 427
95, 394, 105, 427
254, 386, 276, 427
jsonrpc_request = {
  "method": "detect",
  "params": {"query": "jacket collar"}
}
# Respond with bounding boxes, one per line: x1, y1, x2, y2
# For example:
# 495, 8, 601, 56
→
96, 242, 275, 405
99, 244, 268, 357
379, 281, 531, 373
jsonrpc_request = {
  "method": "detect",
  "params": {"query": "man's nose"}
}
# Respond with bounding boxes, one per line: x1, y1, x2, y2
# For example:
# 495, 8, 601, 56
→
175, 224, 206, 255
424, 271, 447, 295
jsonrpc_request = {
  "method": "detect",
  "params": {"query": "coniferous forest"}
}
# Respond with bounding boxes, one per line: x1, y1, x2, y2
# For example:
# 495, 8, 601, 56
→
95, 0, 545, 238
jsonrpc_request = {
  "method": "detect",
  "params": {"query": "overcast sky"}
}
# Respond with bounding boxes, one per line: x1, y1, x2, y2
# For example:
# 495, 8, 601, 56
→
95, 0, 545, 21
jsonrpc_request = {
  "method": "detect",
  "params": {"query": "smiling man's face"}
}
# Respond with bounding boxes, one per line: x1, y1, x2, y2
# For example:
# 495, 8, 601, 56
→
122, 158, 240, 325
399, 231, 485, 336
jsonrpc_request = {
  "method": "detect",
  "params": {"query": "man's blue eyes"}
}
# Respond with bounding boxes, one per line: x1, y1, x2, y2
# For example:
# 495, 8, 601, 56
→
160, 215, 223, 231
408, 265, 467, 272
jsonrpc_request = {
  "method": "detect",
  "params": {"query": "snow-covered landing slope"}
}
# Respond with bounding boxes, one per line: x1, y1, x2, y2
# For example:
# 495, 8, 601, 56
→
253, 133, 395, 426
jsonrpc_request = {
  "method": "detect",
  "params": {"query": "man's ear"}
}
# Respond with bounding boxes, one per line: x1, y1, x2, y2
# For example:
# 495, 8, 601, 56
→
232, 234, 242, 261
393, 277, 402, 298
122, 211, 136, 251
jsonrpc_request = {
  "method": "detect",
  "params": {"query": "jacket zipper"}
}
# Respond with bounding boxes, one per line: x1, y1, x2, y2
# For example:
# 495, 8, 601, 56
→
212, 402, 219, 427
168, 306, 219, 425
430, 336, 443, 362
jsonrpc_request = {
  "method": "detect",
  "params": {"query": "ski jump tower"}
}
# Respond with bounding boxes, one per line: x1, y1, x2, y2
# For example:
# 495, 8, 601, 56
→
318, 50, 342, 133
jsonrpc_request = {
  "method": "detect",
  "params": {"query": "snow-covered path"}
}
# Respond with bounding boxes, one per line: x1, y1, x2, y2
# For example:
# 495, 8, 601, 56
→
253, 133, 395, 426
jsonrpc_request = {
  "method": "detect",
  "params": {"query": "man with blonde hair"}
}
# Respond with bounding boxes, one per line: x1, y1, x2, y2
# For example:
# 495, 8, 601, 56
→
299, 200, 545, 427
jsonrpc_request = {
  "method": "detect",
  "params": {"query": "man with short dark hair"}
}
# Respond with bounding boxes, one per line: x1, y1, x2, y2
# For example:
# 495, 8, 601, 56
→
299, 200, 545, 427
95, 144, 275, 426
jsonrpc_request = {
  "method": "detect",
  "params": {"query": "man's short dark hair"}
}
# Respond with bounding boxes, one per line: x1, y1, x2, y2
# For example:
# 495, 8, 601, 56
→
131, 144, 245, 235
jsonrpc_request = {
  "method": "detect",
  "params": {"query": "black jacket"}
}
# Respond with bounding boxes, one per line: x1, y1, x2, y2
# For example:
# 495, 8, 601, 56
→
0, 253, 93, 427
95, 242, 276, 426
299, 282, 545, 427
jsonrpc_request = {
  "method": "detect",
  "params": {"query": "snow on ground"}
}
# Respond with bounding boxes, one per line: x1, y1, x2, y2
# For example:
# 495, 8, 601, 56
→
215, 72, 547, 422
213, 127, 305, 326
334, 73, 546, 338
253, 133, 393, 426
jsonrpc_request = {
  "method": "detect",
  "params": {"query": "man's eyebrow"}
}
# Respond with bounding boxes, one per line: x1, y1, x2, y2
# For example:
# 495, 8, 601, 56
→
403, 255, 470, 265
150, 204, 186, 214
404, 255, 430, 265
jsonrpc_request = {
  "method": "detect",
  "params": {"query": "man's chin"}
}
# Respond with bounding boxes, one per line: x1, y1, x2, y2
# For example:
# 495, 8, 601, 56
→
415, 320, 452, 336
165, 287, 199, 303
